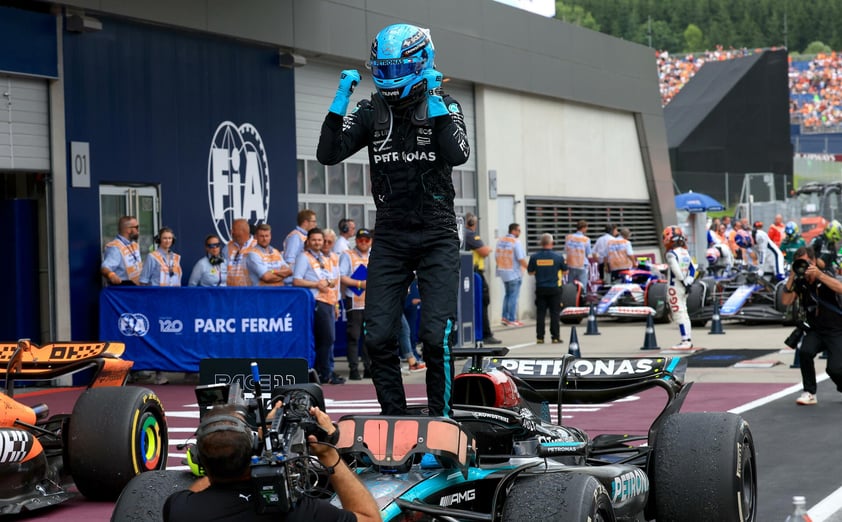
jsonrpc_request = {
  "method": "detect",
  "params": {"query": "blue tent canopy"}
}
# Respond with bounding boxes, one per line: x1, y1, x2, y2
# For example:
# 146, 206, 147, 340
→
674, 191, 725, 212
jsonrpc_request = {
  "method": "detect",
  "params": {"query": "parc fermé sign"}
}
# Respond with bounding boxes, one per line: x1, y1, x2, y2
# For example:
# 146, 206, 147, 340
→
99, 286, 314, 372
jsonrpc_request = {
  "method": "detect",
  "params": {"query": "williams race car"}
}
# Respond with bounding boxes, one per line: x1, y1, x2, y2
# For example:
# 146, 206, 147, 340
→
561, 262, 671, 324
115, 350, 756, 521
687, 266, 790, 327
0, 339, 168, 514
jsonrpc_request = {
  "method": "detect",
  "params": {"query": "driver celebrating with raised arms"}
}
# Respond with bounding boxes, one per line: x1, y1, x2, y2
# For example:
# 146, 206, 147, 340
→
317, 23, 470, 417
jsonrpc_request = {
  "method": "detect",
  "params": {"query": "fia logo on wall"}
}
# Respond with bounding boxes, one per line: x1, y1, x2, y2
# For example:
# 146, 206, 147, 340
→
208, 122, 270, 243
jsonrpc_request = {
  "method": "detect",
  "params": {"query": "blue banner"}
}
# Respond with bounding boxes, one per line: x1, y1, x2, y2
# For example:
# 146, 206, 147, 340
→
99, 287, 314, 371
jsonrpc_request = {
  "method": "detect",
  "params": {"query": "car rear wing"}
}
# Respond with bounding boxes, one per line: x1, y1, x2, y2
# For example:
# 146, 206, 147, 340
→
0, 339, 131, 395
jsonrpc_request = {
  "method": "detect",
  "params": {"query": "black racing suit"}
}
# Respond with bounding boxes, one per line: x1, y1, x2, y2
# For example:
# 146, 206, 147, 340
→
317, 92, 470, 417
793, 271, 842, 395
163, 481, 355, 521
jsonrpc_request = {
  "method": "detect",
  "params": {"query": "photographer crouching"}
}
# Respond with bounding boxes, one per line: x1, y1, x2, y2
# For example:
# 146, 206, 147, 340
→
781, 246, 842, 406
163, 403, 379, 522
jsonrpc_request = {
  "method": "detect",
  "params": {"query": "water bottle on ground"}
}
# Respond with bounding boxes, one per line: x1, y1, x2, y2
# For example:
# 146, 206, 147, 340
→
784, 495, 812, 521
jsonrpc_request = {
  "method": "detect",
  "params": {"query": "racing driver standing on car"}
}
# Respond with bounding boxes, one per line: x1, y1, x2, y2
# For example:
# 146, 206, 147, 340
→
663, 226, 697, 349
317, 24, 470, 417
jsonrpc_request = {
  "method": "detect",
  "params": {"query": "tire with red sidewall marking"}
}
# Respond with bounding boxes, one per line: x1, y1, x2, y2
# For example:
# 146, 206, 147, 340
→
67, 386, 168, 500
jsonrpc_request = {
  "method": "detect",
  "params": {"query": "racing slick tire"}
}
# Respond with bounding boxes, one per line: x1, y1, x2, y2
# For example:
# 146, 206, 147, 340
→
111, 470, 195, 522
687, 282, 708, 328
645, 282, 670, 323
651, 412, 756, 522
502, 472, 616, 521
67, 386, 168, 500
560, 283, 582, 325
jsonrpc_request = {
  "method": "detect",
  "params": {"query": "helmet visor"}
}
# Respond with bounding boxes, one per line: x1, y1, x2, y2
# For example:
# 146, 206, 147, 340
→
366, 57, 425, 80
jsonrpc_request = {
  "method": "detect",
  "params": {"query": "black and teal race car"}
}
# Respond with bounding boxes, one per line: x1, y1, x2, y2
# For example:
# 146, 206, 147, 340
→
114, 349, 756, 521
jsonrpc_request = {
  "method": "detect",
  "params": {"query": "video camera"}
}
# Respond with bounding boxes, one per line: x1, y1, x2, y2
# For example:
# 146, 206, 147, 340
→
193, 362, 335, 514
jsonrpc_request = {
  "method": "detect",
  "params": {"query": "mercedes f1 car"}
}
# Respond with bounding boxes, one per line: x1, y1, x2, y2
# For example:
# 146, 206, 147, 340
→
561, 263, 671, 324
114, 349, 756, 522
0, 339, 167, 514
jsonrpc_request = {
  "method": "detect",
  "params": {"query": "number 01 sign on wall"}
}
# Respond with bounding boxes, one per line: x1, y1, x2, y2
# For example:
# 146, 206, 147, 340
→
70, 141, 90, 188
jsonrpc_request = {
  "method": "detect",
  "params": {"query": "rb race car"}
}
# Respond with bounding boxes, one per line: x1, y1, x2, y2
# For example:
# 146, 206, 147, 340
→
115, 350, 756, 521
0, 339, 167, 514
561, 262, 670, 324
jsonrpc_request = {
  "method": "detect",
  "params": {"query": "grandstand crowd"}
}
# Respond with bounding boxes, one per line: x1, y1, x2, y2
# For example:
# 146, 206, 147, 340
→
657, 47, 842, 133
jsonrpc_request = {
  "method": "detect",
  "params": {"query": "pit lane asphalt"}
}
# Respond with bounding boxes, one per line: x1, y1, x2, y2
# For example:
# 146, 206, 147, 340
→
15, 317, 842, 521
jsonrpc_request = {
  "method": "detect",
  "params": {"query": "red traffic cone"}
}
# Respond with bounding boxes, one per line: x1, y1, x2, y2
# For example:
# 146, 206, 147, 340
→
640, 314, 660, 350
568, 326, 581, 358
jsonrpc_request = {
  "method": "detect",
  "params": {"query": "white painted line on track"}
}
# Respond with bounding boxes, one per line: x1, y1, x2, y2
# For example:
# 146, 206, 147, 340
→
728, 374, 829, 415
809, 485, 842, 522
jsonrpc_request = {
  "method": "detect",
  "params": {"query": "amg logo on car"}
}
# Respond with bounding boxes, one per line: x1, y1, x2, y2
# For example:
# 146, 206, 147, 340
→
439, 488, 476, 507
611, 468, 648, 503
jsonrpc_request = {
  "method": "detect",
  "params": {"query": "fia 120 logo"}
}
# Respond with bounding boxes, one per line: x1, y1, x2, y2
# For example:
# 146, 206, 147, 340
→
208, 122, 270, 243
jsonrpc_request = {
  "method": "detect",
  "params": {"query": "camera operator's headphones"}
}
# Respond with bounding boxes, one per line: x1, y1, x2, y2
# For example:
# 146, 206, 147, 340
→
194, 408, 260, 469
153, 226, 176, 247
338, 218, 350, 234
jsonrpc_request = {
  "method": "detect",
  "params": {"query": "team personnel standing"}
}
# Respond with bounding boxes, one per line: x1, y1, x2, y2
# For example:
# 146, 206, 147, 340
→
101, 215, 143, 286
752, 221, 786, 280
663, 226, 696, 350
140, 227, 182, 286
339, 228, 372, 380
293, 228, 344, 385
246, 224, 291, 286
223, 219, 256, 287
527, 233, 567, 344
605, 227, 635, 281
188, 234, 227, 286
163, 404, 379, 522
593, 224, 617, 281
768, 214, 786, 246
781, 222, 806, 264
464, 214, 500, 344
781, 246, 842, 405
565, 220, 592, 289
284, 209, 319, 284
495, 223, 528, 326
317, 23, 470, 417
334, 218, 356, 254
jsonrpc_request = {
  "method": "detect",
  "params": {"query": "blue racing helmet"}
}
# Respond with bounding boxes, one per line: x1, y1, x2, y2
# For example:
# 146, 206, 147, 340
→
367, 24, 435, 106
784, 221, 798, 239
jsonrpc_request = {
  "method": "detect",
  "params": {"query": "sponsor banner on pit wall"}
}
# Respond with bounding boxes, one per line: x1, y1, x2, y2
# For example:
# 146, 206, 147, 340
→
100, 287, 314, 371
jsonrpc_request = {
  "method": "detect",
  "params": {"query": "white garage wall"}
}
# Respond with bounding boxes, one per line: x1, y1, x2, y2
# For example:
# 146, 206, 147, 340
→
481, 87, 648, 201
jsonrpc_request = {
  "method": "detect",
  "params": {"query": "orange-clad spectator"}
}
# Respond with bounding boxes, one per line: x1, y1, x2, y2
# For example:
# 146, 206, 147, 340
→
768, 214, 786, 247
